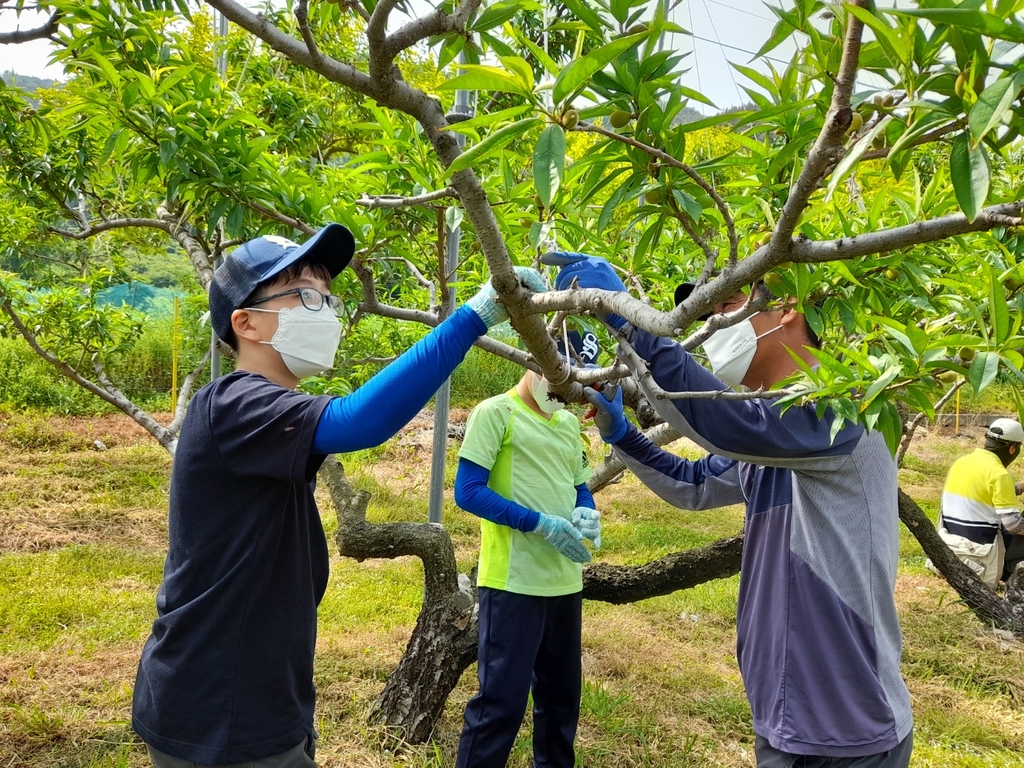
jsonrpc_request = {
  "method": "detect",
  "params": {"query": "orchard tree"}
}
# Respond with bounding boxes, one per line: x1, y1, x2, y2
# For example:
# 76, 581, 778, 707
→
4, 0, 1024, 742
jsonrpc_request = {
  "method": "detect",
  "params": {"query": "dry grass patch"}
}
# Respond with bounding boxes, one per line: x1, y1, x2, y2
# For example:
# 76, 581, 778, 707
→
0, 445, 170, 553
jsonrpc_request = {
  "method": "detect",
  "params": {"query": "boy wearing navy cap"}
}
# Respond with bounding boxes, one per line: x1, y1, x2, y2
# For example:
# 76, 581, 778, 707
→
131, 224, 544, 768
454, 329, 602, 768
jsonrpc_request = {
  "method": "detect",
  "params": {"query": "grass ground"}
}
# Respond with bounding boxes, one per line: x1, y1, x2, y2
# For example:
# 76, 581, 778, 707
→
1, 410, 1023, 767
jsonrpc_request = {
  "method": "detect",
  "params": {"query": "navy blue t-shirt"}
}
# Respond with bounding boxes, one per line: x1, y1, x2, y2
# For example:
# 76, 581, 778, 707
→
132, 371, 334, 763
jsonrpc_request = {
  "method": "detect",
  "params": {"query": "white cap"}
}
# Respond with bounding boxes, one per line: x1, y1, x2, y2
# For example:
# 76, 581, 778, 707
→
986, 418, 1024, 443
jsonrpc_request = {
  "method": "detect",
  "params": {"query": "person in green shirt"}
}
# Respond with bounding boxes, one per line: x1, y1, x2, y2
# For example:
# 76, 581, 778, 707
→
454, 330, 602, 768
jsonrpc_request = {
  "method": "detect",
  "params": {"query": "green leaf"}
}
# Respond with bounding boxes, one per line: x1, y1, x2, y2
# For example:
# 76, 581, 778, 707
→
969, 351, 1000, 394
226, 203, 244, 237
445, 205, 464, 233
559, 0, 609, 34
861, 364, 903, 409
552, 33, 646, 105
498, 56, 535, 92
671, 188, 702, 221
987, 263, 1010, 344
440, 105, 531, 135
887, 8, 1024, 44
969, 71, 1024, 147
825, 117, 891, 202
437, 65, 533, 97
505, 23, 560, 78
446, 118, 542, 176
472, 0, 528, 32
949, 131, 990, 222
533, 124, 566, 209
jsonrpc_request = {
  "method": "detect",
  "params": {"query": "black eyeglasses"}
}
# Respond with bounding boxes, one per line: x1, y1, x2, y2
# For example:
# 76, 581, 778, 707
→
245, 287, 344, 317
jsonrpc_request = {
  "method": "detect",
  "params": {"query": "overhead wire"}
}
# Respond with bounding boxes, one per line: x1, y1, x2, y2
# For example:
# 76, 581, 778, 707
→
701, 0, 745, 106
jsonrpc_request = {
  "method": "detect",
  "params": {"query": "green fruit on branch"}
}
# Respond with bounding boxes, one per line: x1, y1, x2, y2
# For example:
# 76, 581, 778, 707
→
885, 268, 899, 280
561, 108, 579, 130
958, 347, 976, 362
848, 111, 864, 134
954, 72, 967, 98
519, 218, 533, 228
644, 189, 664, 204
609, 110, 632, 129
763, 272, 782, 288
1004, 277, 1021, 291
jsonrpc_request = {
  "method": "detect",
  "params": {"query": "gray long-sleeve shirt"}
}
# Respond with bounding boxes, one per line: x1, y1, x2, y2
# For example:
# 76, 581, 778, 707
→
611, 329, 912, 757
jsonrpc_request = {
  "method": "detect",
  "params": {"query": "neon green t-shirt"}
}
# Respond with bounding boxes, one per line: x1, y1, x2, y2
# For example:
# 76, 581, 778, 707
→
458, 389, 592, 596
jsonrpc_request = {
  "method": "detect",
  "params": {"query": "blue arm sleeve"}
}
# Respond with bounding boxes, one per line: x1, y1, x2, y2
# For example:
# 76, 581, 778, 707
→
611, 422, 746, 510
453, 458, 540, 532
575, 484, 595, 509
630, 328, 864, 468
313, 305, 486, 454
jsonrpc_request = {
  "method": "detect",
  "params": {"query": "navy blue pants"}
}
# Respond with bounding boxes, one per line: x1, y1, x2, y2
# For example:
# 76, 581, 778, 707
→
456, 587, 582, 768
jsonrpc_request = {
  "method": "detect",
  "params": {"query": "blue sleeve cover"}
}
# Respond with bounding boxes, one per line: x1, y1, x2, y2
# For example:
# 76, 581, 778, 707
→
453, 458, 540, 532
611, 422, 746, 510
630, 328, 864, 466
313, 305, 486, 454
575, 484, 595, 510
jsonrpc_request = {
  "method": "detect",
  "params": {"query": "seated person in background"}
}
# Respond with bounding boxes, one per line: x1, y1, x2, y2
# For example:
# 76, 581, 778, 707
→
453, 330, 602, 768
931, 418, 1024, 587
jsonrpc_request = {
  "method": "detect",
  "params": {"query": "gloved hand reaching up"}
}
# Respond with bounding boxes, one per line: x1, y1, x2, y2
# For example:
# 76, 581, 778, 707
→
466, 267, 547, 328
583, 383, 628, 443
571, 506, 602, 549
532, 513, 592, 563
539, 252, 628, 329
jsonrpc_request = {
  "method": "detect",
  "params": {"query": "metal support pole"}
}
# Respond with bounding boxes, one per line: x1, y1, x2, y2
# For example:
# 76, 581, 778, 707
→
427, 65, 474, 525
210, 13, 229, 379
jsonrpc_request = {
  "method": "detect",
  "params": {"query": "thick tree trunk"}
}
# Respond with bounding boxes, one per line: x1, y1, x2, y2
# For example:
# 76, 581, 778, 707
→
320, 457, 479, 743
582, 536, 743, 603
897, 489, 1024, 636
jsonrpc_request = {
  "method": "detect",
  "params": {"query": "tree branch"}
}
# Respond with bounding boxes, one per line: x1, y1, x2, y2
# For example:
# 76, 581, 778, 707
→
356, 187, 458, 209
1, 299, 178, 453
896, 378, 964, 466
773, 0, 867, 249
0, 11, 60, 44
205, 0, 375, 94
577, 122, 737, 262
383, 0, 482, 62
294, 0, 326, 69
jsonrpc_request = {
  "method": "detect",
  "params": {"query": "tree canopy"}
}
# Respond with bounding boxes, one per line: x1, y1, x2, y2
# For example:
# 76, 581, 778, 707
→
3, 0, 1024, 723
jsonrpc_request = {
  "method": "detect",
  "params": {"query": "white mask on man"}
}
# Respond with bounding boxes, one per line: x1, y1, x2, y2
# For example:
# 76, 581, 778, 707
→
251, 305, 342, 378
530, 373, 565, 414
702, 313, 782, 387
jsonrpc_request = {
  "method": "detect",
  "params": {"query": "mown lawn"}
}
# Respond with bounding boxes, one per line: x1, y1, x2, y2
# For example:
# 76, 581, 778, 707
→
1, 411, 1023, 767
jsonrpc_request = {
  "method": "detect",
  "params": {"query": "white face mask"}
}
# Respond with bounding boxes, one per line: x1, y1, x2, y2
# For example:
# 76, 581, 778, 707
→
251, 305, 342, 379
702, 313, 782, 387
530, 373, 565, 414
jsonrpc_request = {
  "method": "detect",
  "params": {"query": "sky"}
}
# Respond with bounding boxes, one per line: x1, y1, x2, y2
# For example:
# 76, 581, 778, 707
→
0, 2, 885, 112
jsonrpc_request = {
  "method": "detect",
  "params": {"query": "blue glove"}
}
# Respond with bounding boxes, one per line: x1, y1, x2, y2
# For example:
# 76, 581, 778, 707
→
467, 267, 547, 328
571, 506, 602, 549
582, 383, 628, 443
532, 513, 592, 563
540, 252, 627, 328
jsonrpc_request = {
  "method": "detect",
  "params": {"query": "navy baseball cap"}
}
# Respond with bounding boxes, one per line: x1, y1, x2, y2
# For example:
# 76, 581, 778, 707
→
557, 329, 601, 366
208, 223, 355, 342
